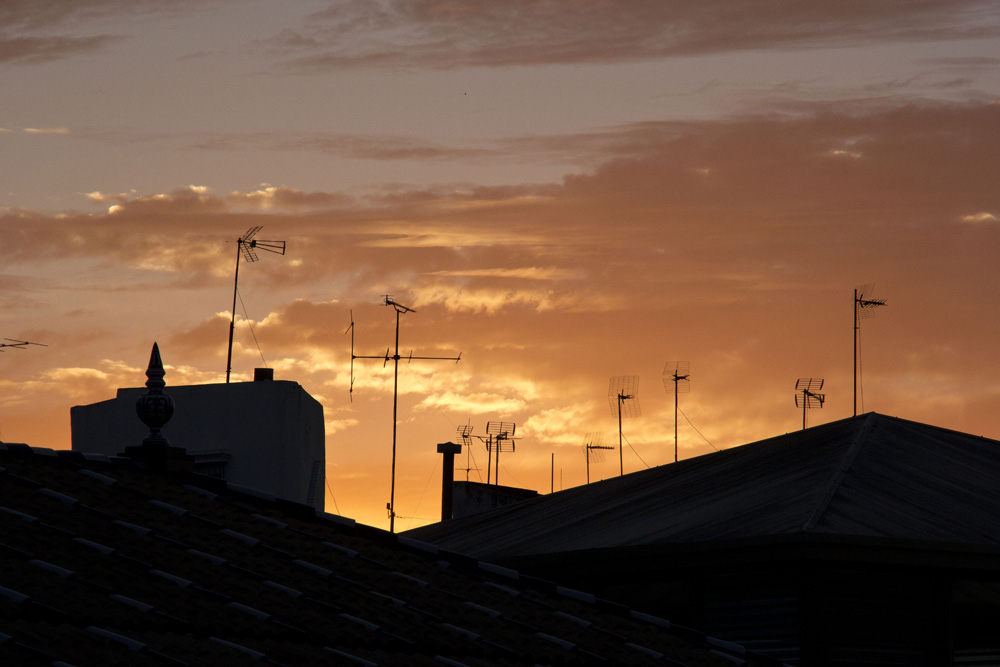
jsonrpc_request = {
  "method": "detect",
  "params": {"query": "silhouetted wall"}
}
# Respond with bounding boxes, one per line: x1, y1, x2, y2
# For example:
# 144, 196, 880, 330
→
452, 481, 538, 519
71, 379, 325, 511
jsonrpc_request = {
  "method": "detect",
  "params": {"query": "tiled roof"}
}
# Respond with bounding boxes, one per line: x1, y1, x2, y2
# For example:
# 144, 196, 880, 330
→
0, 442, 786, 666
406, 413, 1000, 561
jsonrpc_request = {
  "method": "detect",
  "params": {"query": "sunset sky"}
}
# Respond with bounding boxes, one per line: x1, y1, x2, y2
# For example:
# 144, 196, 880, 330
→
2, 1, 1000, 530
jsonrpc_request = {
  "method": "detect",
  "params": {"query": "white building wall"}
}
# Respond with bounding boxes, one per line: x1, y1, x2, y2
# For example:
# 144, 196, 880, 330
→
71, 380, 325, 511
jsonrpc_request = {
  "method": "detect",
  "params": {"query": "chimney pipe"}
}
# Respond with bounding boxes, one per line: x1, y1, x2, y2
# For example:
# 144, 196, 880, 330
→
437, 441, 462, 521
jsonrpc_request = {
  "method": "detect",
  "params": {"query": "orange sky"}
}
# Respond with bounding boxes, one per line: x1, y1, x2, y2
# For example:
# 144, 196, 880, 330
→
2, 1, 1000, 529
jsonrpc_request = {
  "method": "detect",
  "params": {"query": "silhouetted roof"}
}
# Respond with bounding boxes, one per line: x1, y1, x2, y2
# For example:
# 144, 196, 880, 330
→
0, 442, 786, 666
407, 413, 1000, 561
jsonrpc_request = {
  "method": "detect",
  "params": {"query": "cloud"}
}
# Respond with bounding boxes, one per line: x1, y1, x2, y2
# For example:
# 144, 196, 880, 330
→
23, 127, 70, 134
269, 0, 1000, 71
0, 0, 225, 65
425, 267, 584, 281
959, 211, 997, 223
0, 35, 118, 65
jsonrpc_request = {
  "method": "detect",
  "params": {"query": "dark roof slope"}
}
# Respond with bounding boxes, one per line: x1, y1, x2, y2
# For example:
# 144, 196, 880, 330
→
406, 413, 1000, 561
0, 442, 785, 667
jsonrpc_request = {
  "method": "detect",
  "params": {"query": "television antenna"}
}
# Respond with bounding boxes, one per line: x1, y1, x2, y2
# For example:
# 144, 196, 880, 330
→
608, 376, 640, 476
583, 432, 613, 484
795, 378, 825, 430
226, 226, 285, 383
485, 421, 517, 486
0, 338, 47, 351
854, 284, 887, 416
663, 361, 690, 463
348, 295, 461, 533
455, 422, 480, 482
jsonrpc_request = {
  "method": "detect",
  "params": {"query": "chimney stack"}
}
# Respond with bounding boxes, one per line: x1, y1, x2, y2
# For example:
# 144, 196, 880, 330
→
437, 441, 462, 521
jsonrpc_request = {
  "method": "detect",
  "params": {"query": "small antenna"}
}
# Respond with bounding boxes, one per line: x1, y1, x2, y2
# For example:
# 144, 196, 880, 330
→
795, 378, 825, 430
349, 294, 462, 533
608, 376, 640, 476
854, 283, 888, 416
485, 421, 517, 486
456, 422, 479, 482
0, 338, 47, 351
226, 226, 285, 383
583, 432, 614, 484
663, 361, 690, 463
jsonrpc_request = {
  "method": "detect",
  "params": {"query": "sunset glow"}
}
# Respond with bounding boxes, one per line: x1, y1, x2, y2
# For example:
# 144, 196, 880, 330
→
2, 1, 999, 530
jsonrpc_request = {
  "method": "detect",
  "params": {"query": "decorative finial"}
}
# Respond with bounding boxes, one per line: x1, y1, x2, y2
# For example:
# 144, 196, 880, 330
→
136, 342, 174, 446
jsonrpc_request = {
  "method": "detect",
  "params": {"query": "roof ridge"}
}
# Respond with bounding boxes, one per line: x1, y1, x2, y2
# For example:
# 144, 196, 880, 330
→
802, 413, 878, 531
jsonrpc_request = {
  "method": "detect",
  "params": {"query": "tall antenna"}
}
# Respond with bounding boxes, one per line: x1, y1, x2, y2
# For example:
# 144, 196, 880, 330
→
662, 361, 690, 463
226, 226, 285, 383
349, 295, 461, 533
0, 338, 47, 351
795, 378, 825, 430
485, 421, 517, 486
608, 376, 640, 476
583, 432, 613, 484
854, 284, 887, 416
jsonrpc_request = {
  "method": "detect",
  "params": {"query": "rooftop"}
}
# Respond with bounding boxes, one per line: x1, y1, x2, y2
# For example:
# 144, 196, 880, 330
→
407, 413, 1000, 561
0, 441, 786, 666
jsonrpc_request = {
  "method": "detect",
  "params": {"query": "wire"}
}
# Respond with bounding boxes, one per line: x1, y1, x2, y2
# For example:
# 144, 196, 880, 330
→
678, 406, 719, 451
406, 463, 438, 531
237, 290, 268, 368
325, 478, 341, 515
622, 434, 651, 468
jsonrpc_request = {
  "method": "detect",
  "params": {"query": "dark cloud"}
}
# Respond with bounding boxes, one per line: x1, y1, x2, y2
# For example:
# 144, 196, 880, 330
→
0, 0, 224, 65
0, 34, 119, 64
272, 0, 1000, 71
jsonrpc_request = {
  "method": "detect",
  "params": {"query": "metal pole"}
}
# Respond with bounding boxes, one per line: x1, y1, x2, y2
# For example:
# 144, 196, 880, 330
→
674, 381, 679, 463
486, 435, 492, 486
618, 394, 624, 476
853, 289, 858, 417
495, 435, 501, 486
389, 307, 400, 533
226, 241, 241, 384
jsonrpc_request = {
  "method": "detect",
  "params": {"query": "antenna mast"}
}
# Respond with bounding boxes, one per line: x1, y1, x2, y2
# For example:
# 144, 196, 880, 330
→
663, 361, 690, 463
853, 284, 887, 416
795, 378, 825, 429
583, 432, 613, 484
226, 226, 285, 383
608, 376, 640, 476
485, 421, 516, 486
455, 423, 478, 482
348, 295, 461, 533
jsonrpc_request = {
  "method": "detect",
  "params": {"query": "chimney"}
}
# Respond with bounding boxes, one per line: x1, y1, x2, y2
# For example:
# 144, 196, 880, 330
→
254, 368, 274, 381
437, 441, 462, 521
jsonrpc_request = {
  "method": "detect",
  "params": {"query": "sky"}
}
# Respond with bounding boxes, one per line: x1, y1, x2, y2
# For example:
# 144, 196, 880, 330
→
2, 0, 1000, 530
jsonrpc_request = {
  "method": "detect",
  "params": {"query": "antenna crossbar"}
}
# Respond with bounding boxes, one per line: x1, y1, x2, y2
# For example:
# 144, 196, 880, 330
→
0, 338, 47, 351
